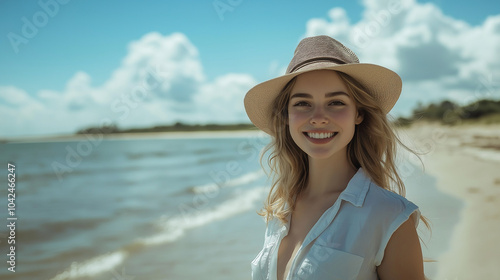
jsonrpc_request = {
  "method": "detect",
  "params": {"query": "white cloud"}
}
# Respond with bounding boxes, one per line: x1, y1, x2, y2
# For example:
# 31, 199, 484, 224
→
2, 2, 500, 137
305, 0, 500, 116
0, 86, 35, 106
195, 73, 257, 124
306, 8, 351, 43
267, 60, 288, 78
0, 32, 256, 137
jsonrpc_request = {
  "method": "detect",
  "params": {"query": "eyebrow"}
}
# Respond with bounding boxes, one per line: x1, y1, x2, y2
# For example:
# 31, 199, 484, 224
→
290, 91, 349, 99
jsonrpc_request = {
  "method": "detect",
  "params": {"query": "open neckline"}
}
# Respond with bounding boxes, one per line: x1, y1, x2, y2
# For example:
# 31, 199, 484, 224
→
276, 194, 344, 280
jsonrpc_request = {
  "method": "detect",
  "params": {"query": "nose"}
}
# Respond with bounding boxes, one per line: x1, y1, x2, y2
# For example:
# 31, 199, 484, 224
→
310, 107, 329, 125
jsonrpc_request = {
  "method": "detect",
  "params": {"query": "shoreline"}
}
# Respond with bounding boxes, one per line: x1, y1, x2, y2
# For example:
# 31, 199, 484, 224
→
2, 122, 499, 278
1, 129, 267, 144
3, 121, 499, 144
402, 123, 500, 279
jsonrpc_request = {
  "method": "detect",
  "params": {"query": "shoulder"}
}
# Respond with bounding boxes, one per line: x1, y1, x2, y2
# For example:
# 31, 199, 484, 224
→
363, 182, 419, 222
362, 182, 422, 267
376, 210, 425, 279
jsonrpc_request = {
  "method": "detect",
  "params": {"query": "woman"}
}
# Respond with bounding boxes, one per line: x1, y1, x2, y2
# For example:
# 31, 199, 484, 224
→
244, 35, 429, 279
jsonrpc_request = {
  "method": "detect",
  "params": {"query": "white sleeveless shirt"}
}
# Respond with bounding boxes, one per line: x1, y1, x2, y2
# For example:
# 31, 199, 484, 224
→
251, 168, 420, 280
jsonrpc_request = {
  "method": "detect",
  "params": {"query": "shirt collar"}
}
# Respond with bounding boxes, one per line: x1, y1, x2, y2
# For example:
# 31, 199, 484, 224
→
274, 167, 371, 236
338, 167, 371, 207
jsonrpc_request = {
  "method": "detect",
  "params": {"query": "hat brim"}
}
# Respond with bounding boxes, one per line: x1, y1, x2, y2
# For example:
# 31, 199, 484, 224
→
244, 62, 402, 135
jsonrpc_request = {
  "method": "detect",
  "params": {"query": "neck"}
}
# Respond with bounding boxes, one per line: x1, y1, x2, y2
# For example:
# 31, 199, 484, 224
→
304, 148, 357, 198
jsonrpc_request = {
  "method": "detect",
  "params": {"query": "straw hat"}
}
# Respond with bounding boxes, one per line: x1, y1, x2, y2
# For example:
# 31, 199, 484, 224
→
244, 35, 402, 135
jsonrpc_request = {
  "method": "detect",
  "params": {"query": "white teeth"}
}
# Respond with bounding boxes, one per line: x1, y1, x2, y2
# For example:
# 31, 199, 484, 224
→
307, 132, 335, 139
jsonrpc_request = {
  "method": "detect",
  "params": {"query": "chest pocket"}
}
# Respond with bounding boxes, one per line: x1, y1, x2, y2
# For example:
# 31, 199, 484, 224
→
295, 244, 364, 280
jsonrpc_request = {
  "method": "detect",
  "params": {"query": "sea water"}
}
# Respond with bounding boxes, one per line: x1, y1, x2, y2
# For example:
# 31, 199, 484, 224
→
0, 133, 462, 279
0, 133, 270, 280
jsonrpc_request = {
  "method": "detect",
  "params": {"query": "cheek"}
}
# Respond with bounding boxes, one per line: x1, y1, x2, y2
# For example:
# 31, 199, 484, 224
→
288, 111, 306, 126
287, 112, 307, 141
330, 108, 357, 124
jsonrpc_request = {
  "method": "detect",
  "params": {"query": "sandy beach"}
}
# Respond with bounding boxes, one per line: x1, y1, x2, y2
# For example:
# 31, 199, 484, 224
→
401, 123, 500, 279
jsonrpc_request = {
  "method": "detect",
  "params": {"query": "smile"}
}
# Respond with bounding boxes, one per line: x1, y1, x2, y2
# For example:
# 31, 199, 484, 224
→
304, 132, 338, 139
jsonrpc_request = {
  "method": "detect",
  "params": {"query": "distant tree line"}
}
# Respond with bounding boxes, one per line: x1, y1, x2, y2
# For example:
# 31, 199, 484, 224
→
76, 99, 500, 134
396, 98, 500, 126
76, 122, 258, 135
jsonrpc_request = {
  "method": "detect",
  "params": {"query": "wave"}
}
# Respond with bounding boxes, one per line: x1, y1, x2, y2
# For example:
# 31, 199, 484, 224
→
188, 169, 264, 195
50, 251, 128, 280
49, 186, 268, 280
125, 146, 223, 161
140, 186, 267, 246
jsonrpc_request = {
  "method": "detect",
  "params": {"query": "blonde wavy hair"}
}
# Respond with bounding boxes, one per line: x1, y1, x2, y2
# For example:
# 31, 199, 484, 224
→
258, 70, 431, 232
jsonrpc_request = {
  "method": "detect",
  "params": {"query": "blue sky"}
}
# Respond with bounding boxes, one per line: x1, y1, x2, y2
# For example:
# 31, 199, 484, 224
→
1, 0, 499, 137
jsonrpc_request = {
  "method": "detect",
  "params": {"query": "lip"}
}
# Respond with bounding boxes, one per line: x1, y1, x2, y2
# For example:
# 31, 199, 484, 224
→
303, 131, 338, 144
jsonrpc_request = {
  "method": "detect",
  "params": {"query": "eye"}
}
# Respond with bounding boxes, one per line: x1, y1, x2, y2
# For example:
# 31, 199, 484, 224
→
293, 101, 310, 107
329, 100, 345, 106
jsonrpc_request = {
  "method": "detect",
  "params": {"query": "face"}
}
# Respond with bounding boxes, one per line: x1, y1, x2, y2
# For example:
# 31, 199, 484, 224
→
287, 70, 363, 160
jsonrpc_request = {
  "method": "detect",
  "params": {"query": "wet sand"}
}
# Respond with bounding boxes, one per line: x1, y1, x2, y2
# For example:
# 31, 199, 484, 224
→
402, 123, 500, 279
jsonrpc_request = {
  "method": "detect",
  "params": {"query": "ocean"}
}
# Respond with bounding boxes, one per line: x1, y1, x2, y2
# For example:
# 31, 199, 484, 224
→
0, 132, 271, 280
0, 131, 462, 279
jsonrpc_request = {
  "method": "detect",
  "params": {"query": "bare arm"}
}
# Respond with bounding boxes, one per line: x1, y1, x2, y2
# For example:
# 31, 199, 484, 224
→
376, 216, 425, 280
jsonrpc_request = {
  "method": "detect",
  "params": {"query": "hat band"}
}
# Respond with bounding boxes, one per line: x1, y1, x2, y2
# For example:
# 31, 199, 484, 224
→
289, 57, 347, 73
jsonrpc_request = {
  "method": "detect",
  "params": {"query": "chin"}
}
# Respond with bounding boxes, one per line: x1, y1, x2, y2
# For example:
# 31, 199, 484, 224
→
304, 149, 338, 160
